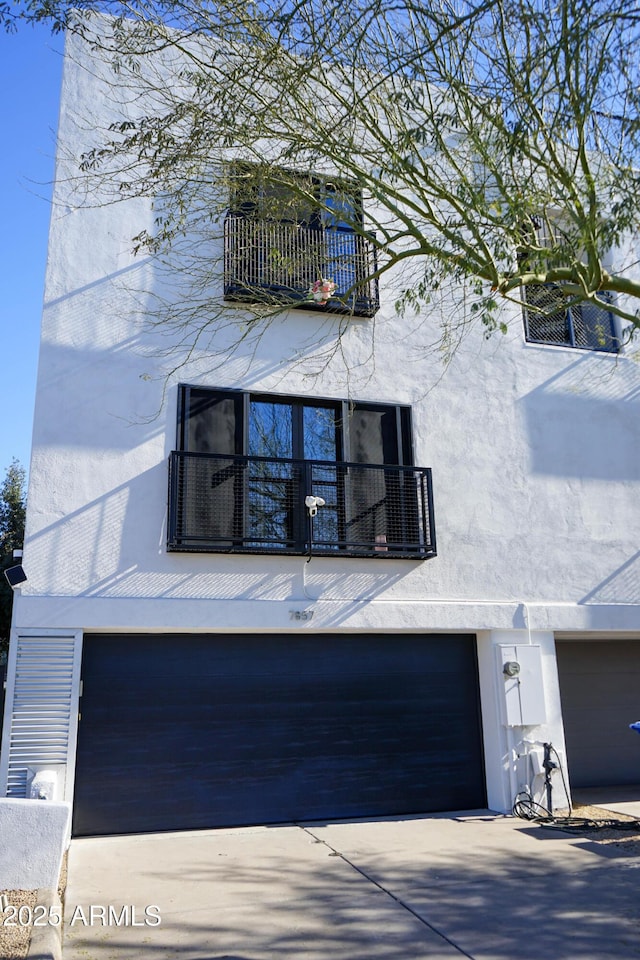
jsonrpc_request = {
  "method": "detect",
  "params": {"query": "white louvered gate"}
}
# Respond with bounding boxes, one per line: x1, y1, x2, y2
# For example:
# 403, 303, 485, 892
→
0, 632, 82, 801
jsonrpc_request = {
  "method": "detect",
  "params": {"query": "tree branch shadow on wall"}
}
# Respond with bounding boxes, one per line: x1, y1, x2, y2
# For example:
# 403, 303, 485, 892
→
580, 550, 640, 605
520, 354, 640, 480
22, 464, 410, 609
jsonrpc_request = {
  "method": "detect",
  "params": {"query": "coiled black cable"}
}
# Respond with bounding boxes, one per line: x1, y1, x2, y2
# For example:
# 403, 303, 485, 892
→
512, 745, 640, 833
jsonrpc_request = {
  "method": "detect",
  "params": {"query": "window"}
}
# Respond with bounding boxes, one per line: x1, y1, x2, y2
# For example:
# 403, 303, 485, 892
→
168, 386, 436, 558
224, 165, 380, 317
522, 283, 619, 352
519, 214, 619, 353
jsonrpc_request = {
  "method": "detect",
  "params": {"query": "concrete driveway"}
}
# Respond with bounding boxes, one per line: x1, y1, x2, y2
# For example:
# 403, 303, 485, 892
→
63, 811, 640, 960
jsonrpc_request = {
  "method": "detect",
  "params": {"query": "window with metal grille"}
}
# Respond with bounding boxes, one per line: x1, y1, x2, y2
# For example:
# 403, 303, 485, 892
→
519, 214, 619, 353
224, 165, 380, 318
522, 283, 619, 352
168, 386, 436, 559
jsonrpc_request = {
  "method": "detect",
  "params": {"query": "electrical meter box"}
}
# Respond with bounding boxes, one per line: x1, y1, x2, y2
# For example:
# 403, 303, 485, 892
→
499, 644, 546, 726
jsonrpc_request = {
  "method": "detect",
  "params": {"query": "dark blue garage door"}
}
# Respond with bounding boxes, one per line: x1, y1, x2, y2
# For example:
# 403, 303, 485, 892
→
73, 633, 485, 836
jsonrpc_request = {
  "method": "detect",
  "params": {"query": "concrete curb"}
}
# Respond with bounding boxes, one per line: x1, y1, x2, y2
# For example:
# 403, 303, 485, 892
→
26, 889, 63, 960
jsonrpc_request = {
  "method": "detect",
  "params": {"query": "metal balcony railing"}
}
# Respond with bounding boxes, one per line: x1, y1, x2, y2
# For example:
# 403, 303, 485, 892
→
168, 451, 436, 559
523, 283, 618, 352
224, 217, 380, 318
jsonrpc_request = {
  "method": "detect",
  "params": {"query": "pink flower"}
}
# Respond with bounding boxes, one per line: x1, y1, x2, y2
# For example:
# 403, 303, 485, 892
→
309, 278, 336, 303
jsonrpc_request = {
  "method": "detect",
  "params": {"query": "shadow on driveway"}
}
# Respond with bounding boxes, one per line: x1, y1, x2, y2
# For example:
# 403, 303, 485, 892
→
62, 812, 640, 960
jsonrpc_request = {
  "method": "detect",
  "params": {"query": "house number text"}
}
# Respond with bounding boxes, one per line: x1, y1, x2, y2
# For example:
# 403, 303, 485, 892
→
289, 609, 314, 621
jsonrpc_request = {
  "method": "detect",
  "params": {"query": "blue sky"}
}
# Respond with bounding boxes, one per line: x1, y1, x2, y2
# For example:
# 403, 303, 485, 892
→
0, 24, 64, 481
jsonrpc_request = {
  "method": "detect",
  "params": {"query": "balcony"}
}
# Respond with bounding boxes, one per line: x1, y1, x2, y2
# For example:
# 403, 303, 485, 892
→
224, 217, 380, 318
168, 451, 436, 559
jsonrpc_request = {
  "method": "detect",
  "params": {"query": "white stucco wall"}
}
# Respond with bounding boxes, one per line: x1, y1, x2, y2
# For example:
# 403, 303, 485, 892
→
16, 34, 640, 631
0, 800, 70, 889
5, 26, 640, 814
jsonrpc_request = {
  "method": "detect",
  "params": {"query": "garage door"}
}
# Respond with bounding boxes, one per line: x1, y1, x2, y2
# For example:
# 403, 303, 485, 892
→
73, 633, 486, 835
556, 640, 640, 788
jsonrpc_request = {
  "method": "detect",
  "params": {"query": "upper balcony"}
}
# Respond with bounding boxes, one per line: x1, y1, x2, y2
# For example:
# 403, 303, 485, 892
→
168, 451, 436, 559
223, 216, 380, 318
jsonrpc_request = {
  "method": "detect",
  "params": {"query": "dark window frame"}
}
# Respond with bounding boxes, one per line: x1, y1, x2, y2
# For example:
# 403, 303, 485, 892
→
168, 385, 435, 559
517, 214, 620, 354
176, 385, 414, 466
228, 163, 365, 230
522, 283, 619, 353
224, 163, 379, 318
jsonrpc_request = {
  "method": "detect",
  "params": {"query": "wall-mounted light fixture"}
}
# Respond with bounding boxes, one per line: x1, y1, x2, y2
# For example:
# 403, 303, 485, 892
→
4, 564, 27, 589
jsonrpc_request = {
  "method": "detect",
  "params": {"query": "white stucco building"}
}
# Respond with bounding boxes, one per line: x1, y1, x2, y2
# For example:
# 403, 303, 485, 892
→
2, 26, 640, 836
